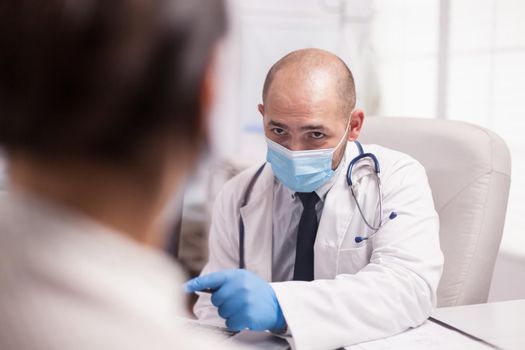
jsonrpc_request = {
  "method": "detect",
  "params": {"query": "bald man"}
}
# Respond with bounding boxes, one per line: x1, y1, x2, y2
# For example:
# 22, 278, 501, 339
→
186, 49, 444, 350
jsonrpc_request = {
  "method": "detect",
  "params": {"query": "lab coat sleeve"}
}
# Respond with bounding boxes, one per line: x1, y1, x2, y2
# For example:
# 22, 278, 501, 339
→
193, 184, 241, 325
271, 158, 444, 350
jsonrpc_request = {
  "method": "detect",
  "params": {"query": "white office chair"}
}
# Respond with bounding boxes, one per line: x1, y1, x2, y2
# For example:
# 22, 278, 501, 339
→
359, 117, 511, 307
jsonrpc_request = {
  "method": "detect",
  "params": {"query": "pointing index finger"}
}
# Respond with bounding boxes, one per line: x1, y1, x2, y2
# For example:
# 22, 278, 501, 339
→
184, 271, 229, 293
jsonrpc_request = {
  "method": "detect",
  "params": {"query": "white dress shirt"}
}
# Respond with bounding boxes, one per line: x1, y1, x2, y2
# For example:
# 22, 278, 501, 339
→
0, 188, 245, 350
271, 154, 345, 282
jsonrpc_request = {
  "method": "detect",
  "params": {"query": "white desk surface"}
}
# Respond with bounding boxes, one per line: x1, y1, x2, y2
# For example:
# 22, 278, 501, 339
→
197, 300, 525, 349
432, 299, 525, 350
345, 320, 493, 350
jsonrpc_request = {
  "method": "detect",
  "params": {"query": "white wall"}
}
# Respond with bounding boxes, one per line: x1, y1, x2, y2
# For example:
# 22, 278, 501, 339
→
370, 0, 525, 301
372, 0, 440, 118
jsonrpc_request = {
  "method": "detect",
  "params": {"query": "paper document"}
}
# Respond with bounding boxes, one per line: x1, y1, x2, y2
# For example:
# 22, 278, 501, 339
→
344, 320, 495, 350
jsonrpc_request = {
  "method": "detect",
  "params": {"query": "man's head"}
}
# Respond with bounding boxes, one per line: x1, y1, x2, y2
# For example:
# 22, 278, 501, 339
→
258, 48, 364, 169
0, 0, 226, 245
0, 0, 226, 164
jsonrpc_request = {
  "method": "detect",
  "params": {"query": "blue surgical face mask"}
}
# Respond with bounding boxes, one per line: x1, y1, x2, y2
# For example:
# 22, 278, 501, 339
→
266, 125, 349, 193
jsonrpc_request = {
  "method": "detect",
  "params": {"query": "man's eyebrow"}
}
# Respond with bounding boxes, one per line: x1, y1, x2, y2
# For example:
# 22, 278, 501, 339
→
268, 120, 288, 129
267, 120, 326, 131
299, 124, 326, 131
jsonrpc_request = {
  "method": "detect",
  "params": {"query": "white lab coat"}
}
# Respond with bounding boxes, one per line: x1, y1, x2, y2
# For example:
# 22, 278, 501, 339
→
195, 142, 444, 350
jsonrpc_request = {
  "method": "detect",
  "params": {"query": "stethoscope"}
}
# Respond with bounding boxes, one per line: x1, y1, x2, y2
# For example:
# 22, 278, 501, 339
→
237, 141, 397, 269
348, 141, 398, 243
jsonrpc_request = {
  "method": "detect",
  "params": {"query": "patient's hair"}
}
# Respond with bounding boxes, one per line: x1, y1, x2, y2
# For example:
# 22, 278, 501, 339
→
0, 0, 226, 161
262, 48, 356, 116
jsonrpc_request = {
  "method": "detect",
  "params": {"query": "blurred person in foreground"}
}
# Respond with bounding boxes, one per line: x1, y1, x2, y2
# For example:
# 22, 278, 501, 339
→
0, 1, 240, 349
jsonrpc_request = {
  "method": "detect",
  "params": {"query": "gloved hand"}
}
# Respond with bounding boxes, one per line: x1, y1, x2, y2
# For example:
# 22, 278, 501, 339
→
185, 269, 286, 332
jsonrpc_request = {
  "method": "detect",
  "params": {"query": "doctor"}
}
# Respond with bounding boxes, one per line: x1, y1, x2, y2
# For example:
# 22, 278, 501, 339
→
186, 48, 444, 350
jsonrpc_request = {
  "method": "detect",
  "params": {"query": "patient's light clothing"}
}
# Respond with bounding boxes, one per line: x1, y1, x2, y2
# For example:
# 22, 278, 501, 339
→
0, 189, 243, 350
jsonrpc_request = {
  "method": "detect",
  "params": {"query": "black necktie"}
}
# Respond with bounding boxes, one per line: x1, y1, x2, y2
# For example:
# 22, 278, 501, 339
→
293, 192, 320, 281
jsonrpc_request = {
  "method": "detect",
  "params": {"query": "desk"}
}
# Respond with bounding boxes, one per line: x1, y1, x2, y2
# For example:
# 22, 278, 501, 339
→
224, 300, 525, 349
431, 299, 525, 350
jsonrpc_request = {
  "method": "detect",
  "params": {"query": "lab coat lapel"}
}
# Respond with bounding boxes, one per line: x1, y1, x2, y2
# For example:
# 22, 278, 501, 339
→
314, 142, 361, 278
239, 166, 274, 282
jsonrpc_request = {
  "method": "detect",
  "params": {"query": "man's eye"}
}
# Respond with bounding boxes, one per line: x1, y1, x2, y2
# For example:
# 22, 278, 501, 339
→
272, 128, 287, 136
311, 132, 325, 139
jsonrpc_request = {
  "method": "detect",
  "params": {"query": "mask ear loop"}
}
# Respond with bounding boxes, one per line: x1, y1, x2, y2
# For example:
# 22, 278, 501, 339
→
333, 119, 351, 153
329, 120, 352, 171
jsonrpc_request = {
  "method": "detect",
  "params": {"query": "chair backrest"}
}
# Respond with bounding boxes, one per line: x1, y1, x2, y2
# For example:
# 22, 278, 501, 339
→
359, 117, 511, 307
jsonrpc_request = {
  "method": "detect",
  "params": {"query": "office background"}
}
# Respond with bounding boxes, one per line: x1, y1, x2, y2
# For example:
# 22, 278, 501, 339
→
178, 0, 525, 301
0, 0, 520, 301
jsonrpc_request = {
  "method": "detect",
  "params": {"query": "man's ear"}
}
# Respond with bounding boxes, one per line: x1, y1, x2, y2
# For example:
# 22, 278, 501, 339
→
348, 109, 365, 141
258, 104, 265, 117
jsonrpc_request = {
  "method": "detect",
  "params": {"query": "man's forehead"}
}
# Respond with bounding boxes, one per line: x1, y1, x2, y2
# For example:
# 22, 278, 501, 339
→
263, 93, 348, 130
265, 94, 335, 118
264, 104, 345, 132
266, 69, 341, 107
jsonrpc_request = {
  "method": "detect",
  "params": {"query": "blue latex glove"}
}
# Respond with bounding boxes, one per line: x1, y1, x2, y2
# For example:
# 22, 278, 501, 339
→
185, 269, 286, 332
